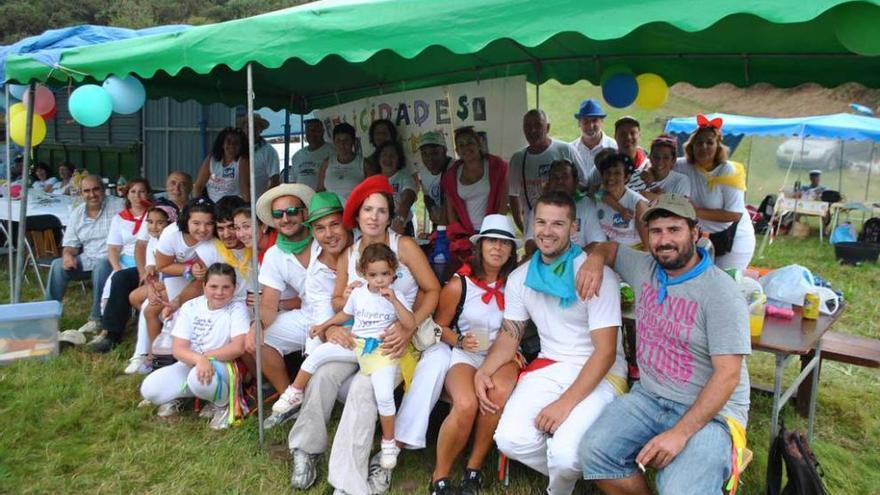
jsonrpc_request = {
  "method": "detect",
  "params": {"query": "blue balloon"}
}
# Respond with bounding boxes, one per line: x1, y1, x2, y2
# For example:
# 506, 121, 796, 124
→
102, 75, 146, 115
69, 85, 113, 127
602, 73, 638, 108
8, 84, 27, 100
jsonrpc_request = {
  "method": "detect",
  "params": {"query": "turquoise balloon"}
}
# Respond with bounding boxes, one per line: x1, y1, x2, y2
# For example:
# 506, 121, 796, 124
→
102, 75, 146, 115
69, 85, 113, 127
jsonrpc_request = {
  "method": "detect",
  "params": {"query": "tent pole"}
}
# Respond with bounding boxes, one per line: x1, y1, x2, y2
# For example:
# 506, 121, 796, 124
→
5, 85, 13, 302
745, 136, 754, 195
283, 109, 291, 183
535, 83, 540, 109
758, 125, 803, 258
13, 82, 36, 303
300, 113, 305, 151
246, 63, 266, 449
865, 145, 875, 202
837, 140, 844, 192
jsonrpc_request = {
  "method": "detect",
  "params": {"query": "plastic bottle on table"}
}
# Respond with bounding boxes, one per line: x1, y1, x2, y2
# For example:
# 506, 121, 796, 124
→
431, 225, 450, 281
696, 231, 714, 261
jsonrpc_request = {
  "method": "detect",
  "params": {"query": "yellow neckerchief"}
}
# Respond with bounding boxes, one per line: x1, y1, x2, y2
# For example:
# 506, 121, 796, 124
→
699, 160, 747, 192
213, 239, 252, 278
604, 373, 629, 396
724, 416, 748, 494
354, 339, 420, 391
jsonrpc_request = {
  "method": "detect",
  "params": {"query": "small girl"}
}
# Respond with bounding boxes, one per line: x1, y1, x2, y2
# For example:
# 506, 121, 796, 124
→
287, 243, 414, 469
140, 263, 249, 429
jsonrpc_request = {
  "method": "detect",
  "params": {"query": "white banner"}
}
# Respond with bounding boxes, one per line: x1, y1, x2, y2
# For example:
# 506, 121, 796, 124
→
313, 76, 527, 166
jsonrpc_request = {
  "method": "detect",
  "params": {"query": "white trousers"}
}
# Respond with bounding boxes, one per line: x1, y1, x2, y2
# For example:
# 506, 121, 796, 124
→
140, 360, 231, 406
131, 300, 150, 358
262, 309, 310, 356
395, 342, 451, 448
494, 362, 617, 495
302, 342, 398, 416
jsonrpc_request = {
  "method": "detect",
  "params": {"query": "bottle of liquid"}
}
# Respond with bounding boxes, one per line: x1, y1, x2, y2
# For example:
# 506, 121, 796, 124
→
151, 329, 174, 369
696, 231, 714, 261
431, 225, 450, 281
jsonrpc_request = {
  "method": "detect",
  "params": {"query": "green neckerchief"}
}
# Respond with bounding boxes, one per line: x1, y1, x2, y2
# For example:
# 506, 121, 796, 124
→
276, 232, 313, 255
573, 190, 586, 202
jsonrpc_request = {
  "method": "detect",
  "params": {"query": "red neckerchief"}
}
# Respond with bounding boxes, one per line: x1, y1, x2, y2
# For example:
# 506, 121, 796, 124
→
118, 202, 151, 235
517, 357, 556, 381
456, 263, 505, 310
258, 229, 278, 265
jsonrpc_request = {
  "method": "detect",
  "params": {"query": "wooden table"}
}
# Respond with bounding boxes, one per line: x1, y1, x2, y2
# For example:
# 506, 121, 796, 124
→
774, 196, 830, 242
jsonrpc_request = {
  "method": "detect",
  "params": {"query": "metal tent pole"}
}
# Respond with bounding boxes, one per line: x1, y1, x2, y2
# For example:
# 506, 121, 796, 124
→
246, 63, 266, 448
5, 85, 13, 302
759, 125, 804, 258
283, 108, 291, 183
13, 82, 36, 303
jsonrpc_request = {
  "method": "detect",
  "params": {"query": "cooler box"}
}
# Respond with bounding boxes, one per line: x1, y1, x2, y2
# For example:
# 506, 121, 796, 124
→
0, 301, 62, 365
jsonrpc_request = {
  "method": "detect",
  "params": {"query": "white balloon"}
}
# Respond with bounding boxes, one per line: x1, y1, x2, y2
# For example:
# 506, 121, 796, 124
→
102, 75, 146, 115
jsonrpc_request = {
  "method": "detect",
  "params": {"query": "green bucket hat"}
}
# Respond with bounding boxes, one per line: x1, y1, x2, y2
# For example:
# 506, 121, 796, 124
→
306, 191, 344, 225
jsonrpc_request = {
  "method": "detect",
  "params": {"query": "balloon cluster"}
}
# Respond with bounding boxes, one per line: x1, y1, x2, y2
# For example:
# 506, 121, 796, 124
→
600, 66, 669, 110
5, 75, 146, 147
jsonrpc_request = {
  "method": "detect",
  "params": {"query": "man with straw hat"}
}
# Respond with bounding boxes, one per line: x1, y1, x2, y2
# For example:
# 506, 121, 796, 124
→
237, 112, 280, 198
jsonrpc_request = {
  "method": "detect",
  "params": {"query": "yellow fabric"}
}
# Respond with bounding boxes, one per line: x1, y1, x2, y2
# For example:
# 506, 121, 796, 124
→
399, 344, 420, 391
724, 416, 748, 494
604, 374, 630, 396
700, 160, 747, 192
352, 339, 419, 391
212, 239, 253, 278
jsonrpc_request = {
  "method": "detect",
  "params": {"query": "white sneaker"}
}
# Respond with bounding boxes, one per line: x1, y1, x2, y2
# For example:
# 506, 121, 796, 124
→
271, 386, 304, 415
124, 356, 147, 375
77, 320, 100, 334
367, 451, 393, 494
199, 402, 218, 419
137, 399, 152, 409
59, 329, 86, 346
208, 405, 230, 430
156, 399, 183, 418
379, 439, 400, 470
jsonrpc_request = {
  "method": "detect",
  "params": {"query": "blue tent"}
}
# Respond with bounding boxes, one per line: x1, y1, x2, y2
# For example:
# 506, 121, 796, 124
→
665, 113, 880, 141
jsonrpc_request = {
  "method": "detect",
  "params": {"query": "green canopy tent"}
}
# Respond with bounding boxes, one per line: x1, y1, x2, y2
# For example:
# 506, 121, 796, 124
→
5, 0, 880, 447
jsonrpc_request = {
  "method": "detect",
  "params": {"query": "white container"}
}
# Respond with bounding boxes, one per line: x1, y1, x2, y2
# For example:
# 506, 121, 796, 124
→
0, 301, 62, 365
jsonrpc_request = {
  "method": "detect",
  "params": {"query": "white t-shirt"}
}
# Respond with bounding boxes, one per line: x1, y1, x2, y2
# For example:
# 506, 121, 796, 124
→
145, 235, 159, 267
504, 253, 626, 376
196, 241, 252, 300
643, 169, 692, 197
253, 140, 280, 199
302, 252, 338, 323
172, 296, 250, 354
32, 177, 59, 191
509, 139, 574, 211
416, 161, 447, 208
324, 154, 365, 205
258, 240, 318, 298
674, 159, 751, 237
106, 213, 141, 258
457, 162, 490, 231
595, 188, 647, 247
525, 195, 605, 247
457, 276, 504, 349
569, 133, 617, 188
156, 223, 206, 264
388, 169, 417, 223
207, 158, 241, 202
289, 143, 335, 190
343, 285, 410, 339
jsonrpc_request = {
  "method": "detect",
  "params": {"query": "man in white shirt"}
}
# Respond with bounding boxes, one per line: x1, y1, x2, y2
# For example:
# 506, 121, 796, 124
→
286, 119, 335, 190
476, 191, 627, 495
47, 175, 123, 334
416, 131, 452, 234
569, 99, 617, 190
509, 109, 574, 233
238, 113, 281, 198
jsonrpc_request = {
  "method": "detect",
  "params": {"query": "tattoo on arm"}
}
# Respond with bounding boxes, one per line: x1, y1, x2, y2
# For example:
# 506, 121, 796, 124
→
501, 319, 527, 341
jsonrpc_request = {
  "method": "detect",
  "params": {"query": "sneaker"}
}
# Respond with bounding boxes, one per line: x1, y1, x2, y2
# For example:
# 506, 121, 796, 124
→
208, 405, 230, 430
156, 399, 183, 418
429, 478, 455, 495
290, 449, 320, 489
263, 407, 299, 430
124, 356, 148, 375
367, 451, 392, 494
77, 320, 100, 334
271, 386, 304, 415
379, 438, 400, 470
332, 490, 352, 495
86, 334, 117, 354
460, 469, 483, 495
137, 399, 152, 409
198, 402, 218, 419
59, 329, 86, 346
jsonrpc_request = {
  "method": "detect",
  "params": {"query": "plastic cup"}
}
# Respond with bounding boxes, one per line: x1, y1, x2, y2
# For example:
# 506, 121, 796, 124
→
470, 327, 490, 352
748, 292, 767, 338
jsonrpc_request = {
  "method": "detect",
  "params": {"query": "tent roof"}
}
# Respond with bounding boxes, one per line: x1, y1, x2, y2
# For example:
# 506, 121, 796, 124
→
5, 0, 880, 111
665, 112, 880, 141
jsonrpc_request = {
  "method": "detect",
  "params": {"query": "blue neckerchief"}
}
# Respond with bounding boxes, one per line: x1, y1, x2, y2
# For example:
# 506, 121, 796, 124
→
655, 247, 712, 305
525, 243, 582, 308
360, 337, 381, 356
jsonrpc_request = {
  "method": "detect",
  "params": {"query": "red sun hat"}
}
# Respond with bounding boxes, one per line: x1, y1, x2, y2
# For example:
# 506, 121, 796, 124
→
343, 174, 395, 230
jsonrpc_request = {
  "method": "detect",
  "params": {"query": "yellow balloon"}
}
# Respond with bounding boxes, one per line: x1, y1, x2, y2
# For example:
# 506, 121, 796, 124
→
634, 73, 669, 110
10, 112, 47, 147
9, 102, 26, 119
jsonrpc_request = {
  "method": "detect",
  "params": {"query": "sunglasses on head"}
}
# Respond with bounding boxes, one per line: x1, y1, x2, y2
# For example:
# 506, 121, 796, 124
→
271, 206, 304, 219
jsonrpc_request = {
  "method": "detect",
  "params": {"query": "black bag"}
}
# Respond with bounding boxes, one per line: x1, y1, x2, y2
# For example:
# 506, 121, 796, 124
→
709, 218, 740, 256
859, 217, 880, 245
766, 425, 828, 495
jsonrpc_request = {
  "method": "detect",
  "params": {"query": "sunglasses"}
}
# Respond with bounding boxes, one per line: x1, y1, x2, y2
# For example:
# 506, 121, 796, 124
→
271, 206, 304, 219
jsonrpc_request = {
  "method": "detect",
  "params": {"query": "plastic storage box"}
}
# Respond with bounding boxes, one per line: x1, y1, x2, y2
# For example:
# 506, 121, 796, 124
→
0, 300, 62, 365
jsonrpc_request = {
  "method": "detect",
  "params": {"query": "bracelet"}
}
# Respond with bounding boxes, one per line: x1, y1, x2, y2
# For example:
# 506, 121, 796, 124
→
183, 265, 194, 282
207, 356, 216, 362
456, 333, 465, 349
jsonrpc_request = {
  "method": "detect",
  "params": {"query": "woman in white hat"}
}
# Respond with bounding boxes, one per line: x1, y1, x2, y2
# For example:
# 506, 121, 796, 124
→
429, 214, 521, 495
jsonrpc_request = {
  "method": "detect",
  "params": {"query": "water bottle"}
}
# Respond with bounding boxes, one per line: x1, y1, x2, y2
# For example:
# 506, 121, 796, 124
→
696, 231, 714, 261
431, 225, 450, 281
151, 328, 175, 369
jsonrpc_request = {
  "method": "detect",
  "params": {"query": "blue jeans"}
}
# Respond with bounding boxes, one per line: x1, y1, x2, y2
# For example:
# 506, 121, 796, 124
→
579, 382, 732, 494
45, 256, 113, 321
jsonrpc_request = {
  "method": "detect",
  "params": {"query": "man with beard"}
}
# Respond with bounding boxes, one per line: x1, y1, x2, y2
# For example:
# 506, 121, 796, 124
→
575, 194, 751, 495
481, 191, 626, 495
569, 99, 616, 191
